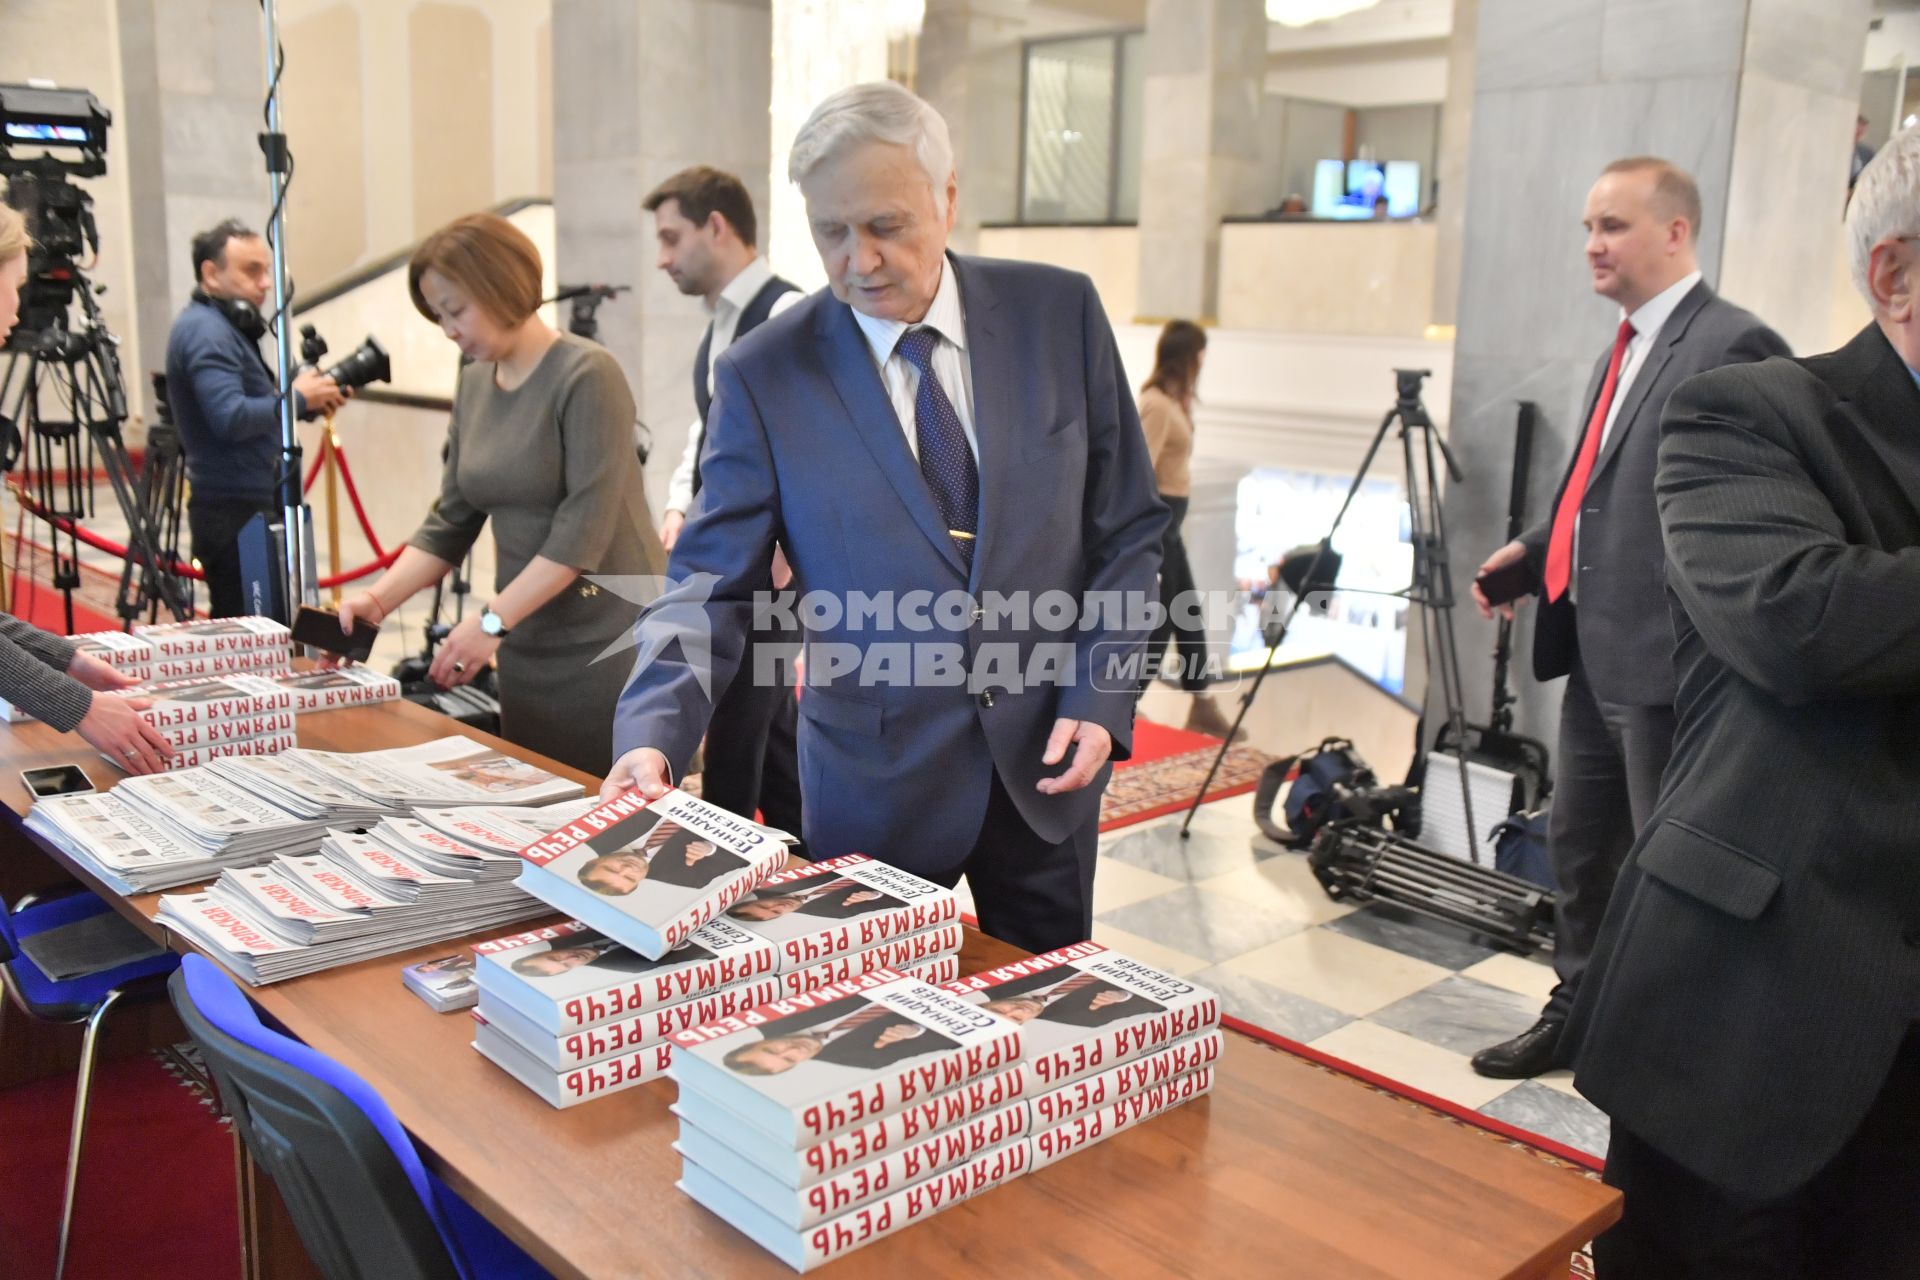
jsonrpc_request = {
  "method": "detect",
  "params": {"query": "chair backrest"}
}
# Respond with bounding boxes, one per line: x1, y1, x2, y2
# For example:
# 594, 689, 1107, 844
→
170, 955, 469, 1280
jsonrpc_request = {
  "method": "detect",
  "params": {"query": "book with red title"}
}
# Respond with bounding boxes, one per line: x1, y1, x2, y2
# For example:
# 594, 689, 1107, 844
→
108, 674, 294, 727
478, 973, 786, 1072
154, 711, 297, 750
158, 729, 298, 772
668, 969, 1023, 1147
72, 630, 155, 678
1027, 1063, 1216, 1171
153, 649, 290, 681
472, 917, 781, 1034
677, 1134, 1032, 1272
471, 1012, 674, 1108
940, 942, 1221, 1090
268, 666, 402, 713
774, 920, 962, 999
1025, 1028, 1223, 1131
513, 787, 789, 959
719, 854, 961, 974
136, 615, 291, 657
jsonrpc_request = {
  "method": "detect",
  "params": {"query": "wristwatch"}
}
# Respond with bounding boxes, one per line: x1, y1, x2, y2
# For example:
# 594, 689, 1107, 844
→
479, 605, 511, 638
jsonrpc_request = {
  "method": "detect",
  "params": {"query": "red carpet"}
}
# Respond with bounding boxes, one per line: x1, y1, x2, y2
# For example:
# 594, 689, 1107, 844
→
1100, 718, 1278, 832
7, 528, 123, 635
0, 1046, 240, 1280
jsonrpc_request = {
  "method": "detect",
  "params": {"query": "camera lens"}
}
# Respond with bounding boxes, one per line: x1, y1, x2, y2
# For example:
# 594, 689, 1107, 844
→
325, 336, 390, 391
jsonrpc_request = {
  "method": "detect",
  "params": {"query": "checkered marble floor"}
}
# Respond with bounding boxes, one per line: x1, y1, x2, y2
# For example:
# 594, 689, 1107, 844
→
956, 801, 1608, 1161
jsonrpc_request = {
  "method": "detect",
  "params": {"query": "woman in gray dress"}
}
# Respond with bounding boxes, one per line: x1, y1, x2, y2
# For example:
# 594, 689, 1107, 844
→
338, 213, 663, 776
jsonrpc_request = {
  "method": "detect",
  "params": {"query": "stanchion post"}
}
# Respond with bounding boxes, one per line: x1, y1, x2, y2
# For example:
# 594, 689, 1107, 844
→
320, 416, 343, 607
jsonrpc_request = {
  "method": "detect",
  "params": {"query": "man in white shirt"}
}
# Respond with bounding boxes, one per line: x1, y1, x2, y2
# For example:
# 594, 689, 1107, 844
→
644, 167, 804, 836
1467, 157, 1789, 1079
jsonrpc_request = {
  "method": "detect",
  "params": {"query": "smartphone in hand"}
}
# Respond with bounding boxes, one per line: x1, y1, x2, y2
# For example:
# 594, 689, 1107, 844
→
1475, 559, 1538, 607
291, 605, 380, 663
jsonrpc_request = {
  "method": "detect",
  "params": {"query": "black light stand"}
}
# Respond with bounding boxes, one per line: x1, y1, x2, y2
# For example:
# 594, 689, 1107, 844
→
1178, 368, 1481, 855
123, 372, 192, 624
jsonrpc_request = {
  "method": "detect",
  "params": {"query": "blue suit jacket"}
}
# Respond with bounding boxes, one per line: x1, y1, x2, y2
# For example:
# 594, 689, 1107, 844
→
611, 255, 1166, 879
165, 299, 302, 505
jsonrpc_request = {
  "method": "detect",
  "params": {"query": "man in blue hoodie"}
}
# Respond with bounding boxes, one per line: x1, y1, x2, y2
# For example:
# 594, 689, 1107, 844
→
164, 219, 345, 615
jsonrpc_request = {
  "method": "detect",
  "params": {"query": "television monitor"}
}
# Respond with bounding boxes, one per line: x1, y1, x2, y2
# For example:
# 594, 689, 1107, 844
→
1310, 160, 1423, 219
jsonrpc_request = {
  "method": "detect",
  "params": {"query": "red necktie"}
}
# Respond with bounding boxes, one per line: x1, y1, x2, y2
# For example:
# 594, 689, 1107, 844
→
825, 1004, 892, 1040
1544, 319, 1636, 602
803, 878, 859, 901
1045, 973, 1102, 1004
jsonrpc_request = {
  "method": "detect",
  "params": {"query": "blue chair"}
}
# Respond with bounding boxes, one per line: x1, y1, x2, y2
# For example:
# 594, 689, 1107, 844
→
0, 887, 178, 1279
169, 953, 549, 1280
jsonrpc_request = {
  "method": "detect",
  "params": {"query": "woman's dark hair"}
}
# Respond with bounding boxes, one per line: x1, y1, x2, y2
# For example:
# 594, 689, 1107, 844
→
1143, 319, 1207, 409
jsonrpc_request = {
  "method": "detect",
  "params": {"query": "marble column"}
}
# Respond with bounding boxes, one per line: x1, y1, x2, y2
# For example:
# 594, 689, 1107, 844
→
1135, 0, 1267, 321
115, 0, 272, 421
1430, 0, 1478, 327
1440, 0, 1872, 748
918, 0, 1028, 254
550, 0, 772, 517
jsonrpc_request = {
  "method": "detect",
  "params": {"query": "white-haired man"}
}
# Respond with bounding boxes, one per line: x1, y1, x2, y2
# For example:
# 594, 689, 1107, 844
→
605, 83, 1166, 953
1561, 127, 1920, 1274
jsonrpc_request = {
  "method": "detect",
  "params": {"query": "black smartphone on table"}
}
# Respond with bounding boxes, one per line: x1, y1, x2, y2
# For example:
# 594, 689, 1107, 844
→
22, 764, 95, 799
291, 605, 381, 663
1475, 559, 1538, 607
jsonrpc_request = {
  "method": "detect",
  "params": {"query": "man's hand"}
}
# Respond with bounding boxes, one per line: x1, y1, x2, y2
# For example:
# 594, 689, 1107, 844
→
875, 1024, 924, 1049
1037, 718, 1113, 795
294, 368, 348, 417
846, 890, 882, 905
66, 650, 141, 692
603, 747, 672, 800
1089, 991, 1132, 1011
76, 694, 172, 776
659, 510, 686, 551
1472, 540, 1532, 622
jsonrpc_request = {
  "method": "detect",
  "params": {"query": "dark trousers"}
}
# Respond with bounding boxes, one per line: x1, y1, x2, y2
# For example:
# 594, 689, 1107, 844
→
1142, 495, 1210, 694
1542, 649, 1676, 1023
188, 497, 274, 618
701, 616, 804, 838
1596, 1029, 1920, 1278
939, 772, 1097, 956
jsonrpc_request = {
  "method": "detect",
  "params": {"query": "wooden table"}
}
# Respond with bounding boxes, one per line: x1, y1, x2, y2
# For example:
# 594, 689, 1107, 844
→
0, 698, 1619, 1279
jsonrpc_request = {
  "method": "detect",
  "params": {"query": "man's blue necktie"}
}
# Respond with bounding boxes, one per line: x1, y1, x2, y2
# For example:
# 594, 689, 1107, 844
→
894, 326, 978, 563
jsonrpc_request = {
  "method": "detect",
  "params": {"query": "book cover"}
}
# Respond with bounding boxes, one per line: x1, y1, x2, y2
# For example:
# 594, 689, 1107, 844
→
472, 917, 781, 1034
676, 1092, 1031, 1231
673, 1062, 1031, 1188
268, 666, 402, 713
719, 854, 960, 973
941, 942, 1221, 1089
1026, 1029, 1223, 1131
776, 921, 963, 999
677, 1135, 1030, 1272
1027, 1064, 1216, 1172
137, 616, 291, 656
471, 1014, 673, 1108
112, 674, 296, 727
402, 954, 478, 1012
476, 972, 784, 1070
514, 787, 789, 959
669, 969, 1023, 1146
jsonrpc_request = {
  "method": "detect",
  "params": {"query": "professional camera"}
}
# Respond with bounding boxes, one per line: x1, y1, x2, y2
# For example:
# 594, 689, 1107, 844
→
0, 82, 112, 343
298, 323, 391, 391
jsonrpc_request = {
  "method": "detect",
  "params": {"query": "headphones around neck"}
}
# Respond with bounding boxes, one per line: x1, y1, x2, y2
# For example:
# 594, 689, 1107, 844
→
192, 287, 265, 341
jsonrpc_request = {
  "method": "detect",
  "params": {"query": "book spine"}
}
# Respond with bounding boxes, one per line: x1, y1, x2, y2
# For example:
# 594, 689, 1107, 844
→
1028, 1065, 1215, 1172
803, 1139, 1032, 1268
797, 1063, 1030, 1183
165, 732, 297, 771
297, 683, 397, 712
555, 975, 782, 1067
899, 954, 960, 986
780, 924, 964, 998
797, 1028, 1024, 1143
777, 899, 959, 971
558, 1041, 673, 1103
1025, 1030, 1224, 1130
654, 855, 791, 954
1025, 996, 1221, 1090
797, 1098, 1030, 1227
159, 712, 298, 746
154, 654, 288, 680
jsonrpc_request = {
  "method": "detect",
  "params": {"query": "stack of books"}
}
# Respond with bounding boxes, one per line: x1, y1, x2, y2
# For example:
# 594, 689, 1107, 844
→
135, 616, 292, 680
402, 953, 479, 1012
670, 945, 1223, 1269
155, 816, 551, 984
266, 666, 403, 713
0, 631, 154, 723
104, 674, 297, 770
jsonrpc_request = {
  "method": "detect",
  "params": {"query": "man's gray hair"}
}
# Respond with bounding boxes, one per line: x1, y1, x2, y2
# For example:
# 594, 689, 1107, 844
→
1847, 125, 1920, 303
787, 81, 955, 214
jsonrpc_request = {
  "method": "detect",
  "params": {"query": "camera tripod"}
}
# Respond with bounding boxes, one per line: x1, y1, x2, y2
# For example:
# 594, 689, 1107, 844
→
1179, 368, 1482, 856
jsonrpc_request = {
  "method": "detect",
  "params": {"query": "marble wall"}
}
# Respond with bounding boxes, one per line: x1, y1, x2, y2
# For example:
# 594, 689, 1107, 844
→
1441, 0, 1873, 747
1218, 221, 1439, 337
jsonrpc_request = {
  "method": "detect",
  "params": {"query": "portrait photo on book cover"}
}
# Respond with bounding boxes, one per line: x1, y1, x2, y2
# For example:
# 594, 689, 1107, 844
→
567, 817, 750, 898
962, 968, 1165, 1044
507, 931, 716, 983
722, 869, 908, 937
714, 992, 958, 1092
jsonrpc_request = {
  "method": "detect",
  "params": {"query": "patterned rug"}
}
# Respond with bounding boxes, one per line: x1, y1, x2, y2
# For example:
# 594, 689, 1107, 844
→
1099, 719, 1279, 832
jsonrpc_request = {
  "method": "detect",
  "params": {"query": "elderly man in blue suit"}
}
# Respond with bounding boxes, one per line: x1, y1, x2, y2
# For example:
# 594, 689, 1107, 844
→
605, 82, 1166, 953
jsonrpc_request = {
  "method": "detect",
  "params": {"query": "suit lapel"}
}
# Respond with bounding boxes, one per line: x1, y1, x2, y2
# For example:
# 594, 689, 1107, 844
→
816, 297, 969, 576
951, 255, 1009, 589
1588, 281, 1713, 485
1828, 323, 1920, 523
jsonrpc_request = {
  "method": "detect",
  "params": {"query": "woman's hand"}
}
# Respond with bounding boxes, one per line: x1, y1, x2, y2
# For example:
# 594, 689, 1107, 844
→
75, 694, 172, 776
428, 614, 501, 689
66, 650, 142, 692
321, 590, 389, 669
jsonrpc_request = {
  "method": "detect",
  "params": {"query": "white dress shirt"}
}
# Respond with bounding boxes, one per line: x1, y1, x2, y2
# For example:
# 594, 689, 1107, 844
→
850, 256, 979, 465
1571, 268, 1702, 600
664, 256, 804, 515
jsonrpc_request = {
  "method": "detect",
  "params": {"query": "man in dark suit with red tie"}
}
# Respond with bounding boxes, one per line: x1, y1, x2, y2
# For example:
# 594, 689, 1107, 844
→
978, 967, 1162, 1029
1468, 157, 1788, 1080
726, 872, 904, 922
723, 994, 956, 1075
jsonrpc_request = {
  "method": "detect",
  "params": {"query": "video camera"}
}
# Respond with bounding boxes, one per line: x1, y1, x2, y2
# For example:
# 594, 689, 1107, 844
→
0, 82, 112, 342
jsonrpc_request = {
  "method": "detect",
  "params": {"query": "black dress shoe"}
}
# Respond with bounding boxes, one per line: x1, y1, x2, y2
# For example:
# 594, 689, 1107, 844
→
1470, 1018, 1563, 1080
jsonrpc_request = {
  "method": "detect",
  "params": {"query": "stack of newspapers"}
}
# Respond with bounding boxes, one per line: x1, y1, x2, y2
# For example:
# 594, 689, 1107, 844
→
0, 631, 155, 723
669, 944, 1223, 1270
104, 675, 297, 770
151, 801, 585, 984
470, 853, 964, 1108
286, 736, 586, 810
135, 616, 292, 681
